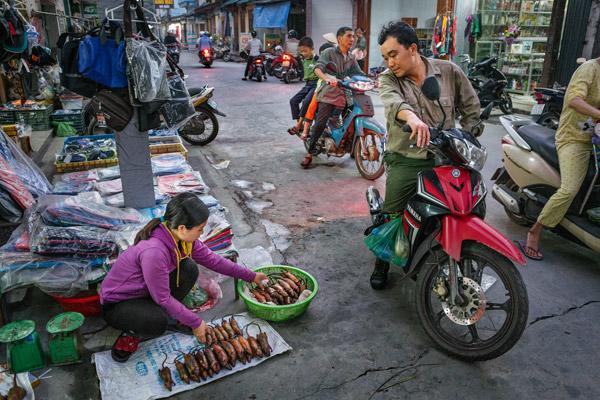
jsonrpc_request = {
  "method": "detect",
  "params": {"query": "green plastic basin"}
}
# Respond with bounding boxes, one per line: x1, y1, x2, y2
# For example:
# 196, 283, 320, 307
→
236, 265, 318, 322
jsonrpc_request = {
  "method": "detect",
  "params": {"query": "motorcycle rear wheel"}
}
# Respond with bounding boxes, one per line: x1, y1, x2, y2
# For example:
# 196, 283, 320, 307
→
499, 91, 513, 114
353, 130, 385, 180
179, 106, 219, 146
415, 242, 528, 361
537, 112, 559, 130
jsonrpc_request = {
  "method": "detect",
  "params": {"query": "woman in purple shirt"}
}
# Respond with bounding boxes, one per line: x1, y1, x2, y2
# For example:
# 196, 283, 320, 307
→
100, 193, 267, 362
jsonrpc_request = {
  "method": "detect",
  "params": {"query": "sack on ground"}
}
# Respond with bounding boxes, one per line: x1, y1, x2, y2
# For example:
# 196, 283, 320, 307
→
364, 217, 409, 266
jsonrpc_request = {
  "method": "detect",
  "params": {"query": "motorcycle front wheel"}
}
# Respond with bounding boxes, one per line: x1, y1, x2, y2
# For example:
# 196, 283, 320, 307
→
179, 106, 219, 146
353, 130, 385, 180
415, 242, 528, 361
499, 91, 513, 114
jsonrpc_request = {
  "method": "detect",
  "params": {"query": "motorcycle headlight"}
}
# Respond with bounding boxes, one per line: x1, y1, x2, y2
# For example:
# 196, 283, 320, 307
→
452, 137, 487, 171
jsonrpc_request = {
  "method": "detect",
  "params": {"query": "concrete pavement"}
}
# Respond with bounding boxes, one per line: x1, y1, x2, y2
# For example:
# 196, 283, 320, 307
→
20, 51, 600, 399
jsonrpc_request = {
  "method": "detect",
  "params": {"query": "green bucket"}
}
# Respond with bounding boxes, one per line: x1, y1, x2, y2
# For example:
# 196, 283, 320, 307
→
236, 265, 318, 322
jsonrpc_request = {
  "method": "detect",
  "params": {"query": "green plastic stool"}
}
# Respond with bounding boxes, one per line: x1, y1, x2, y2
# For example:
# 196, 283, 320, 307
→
46, 312, 85, 365
0, 320, 45, 373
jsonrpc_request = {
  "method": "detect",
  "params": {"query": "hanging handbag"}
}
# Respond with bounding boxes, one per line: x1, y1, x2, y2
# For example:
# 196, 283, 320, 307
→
77, 21, 127, 89
88, 89, 133, 131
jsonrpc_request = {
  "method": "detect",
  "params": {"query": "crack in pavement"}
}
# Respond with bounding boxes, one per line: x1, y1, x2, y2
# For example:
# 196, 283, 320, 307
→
528, 300, 600, 326
294, 349, 439, 400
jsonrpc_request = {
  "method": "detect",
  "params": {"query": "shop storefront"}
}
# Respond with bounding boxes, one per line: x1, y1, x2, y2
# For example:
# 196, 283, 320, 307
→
469, 0, 554, 94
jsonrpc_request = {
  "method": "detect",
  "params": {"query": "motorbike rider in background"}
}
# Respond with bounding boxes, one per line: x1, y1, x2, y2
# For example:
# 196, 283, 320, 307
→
300, 26, 363, 169
243, 30, 266, 81
285, 30, 300, 56
197, 31, 213, 51
164, 28, 179, 46
520, 58, 600, 260
372, 21, 480, 289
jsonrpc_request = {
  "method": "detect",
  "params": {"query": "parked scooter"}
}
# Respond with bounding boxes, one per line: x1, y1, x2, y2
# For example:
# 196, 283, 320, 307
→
179, 85, 226, 145
366, 76, 528, 361
461, 54, 513, 114
298, 68, 386, 180
198, 47, 214, 68
265, 46, 283, 77
166, 43, 180, 65
530, 86, 565, 130
492, 116, 600, 252
214, 39, 231, 62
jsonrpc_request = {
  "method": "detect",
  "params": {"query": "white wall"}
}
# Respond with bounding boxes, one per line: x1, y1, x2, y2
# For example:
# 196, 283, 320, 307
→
368, 0, 437, 69
311, 0, 354, 52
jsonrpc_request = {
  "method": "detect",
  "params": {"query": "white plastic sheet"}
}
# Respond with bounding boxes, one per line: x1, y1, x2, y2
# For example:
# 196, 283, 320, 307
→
93, 313, 292, 400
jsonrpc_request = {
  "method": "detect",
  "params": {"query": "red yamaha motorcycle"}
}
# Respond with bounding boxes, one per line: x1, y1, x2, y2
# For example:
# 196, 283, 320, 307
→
366, 76, 528, 361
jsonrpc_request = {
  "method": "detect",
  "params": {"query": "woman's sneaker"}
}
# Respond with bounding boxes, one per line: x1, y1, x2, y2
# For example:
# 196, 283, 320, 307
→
111, 331, 140, 363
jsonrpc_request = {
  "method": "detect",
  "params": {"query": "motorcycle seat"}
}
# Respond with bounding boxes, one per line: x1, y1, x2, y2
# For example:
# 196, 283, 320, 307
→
188, 87, 204, 96
517, 124, 559, 170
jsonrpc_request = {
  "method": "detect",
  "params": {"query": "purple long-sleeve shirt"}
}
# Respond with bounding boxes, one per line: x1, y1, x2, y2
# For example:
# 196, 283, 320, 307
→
100, 224, 256, 329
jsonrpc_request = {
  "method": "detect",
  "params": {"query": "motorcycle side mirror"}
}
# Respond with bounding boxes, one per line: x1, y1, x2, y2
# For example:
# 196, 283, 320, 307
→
480, 103, 494, 120
421, 76, 440, 101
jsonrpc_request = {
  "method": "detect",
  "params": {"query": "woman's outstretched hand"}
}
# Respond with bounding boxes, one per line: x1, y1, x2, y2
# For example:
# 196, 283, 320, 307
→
253, 272, 268, 285
193, 320, 209, 343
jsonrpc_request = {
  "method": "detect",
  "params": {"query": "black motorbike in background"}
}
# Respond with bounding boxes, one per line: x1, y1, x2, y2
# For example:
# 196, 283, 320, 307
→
461, 55, 513, 115
530, 86, 565, 130
166, 43, 180, 65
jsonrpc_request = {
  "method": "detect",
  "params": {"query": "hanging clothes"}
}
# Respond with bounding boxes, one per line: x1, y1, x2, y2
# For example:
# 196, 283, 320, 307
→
433, 14, 458, 58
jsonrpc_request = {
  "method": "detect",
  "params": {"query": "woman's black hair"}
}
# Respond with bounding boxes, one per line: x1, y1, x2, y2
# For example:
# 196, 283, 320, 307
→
134, 192, 210, 244
378, 21, 419, 48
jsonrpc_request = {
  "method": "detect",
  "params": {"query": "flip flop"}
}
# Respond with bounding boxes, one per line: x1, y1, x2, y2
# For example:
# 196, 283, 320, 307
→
300, 155, 312, 169
516, 240, 543, 261
288, 126, 300, 135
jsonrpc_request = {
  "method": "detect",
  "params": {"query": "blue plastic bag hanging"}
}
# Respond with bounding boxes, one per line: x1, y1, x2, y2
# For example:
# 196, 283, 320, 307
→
364, 218, 409, 266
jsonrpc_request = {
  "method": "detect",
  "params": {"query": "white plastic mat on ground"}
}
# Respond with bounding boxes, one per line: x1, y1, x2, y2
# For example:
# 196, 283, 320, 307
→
93, 313, 291, 400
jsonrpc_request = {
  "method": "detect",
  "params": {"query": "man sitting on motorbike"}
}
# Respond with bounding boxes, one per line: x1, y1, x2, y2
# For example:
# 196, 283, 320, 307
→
288, 37, 319, 136
300, 26, 364, 168
164, 28, 179, 46
372, 21, 480, 289
521, 58, 600, 260
285, 30, 300, 55
243, 31, 265, 81
197, 31, 212, 51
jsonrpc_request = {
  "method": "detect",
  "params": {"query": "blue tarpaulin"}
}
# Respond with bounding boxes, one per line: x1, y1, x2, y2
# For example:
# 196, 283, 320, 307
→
253, 1, 290, 29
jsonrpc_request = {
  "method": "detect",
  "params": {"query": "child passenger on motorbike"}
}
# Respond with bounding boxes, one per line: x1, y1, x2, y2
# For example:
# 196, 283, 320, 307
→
288, 37, 319, 136
521, 58, 600, 260
372, 21, 480, 289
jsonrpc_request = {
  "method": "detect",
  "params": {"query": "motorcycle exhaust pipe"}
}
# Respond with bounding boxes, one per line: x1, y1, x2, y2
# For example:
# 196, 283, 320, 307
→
492, 184, 520, 214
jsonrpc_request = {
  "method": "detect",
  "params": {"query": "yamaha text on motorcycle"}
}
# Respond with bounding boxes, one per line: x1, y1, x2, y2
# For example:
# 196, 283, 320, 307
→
367, 76, 528, 361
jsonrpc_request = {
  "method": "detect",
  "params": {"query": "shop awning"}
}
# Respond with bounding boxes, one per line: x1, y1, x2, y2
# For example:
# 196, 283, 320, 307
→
253, 1, 290, 29
194, 2, 219, 16
221, 0, 240, 7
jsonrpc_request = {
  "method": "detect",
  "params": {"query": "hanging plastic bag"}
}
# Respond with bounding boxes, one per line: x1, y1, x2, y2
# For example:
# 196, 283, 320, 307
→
54, 122, 77, 137
159, 74, 196, 129
127, 38, 171, 102
364, 218, 409, 266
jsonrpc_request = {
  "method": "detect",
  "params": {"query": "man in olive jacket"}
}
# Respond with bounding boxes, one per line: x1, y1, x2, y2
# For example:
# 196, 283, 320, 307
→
371, 21, 481, 289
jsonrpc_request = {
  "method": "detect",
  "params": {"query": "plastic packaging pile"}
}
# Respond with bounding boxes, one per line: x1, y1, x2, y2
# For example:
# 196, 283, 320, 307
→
0, 146, 240, 309
0, 129, 52, 222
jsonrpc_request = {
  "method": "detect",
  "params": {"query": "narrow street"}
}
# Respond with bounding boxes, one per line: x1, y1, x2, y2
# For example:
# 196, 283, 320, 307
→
169, 52, 600, 399
29, 51, 600, 400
